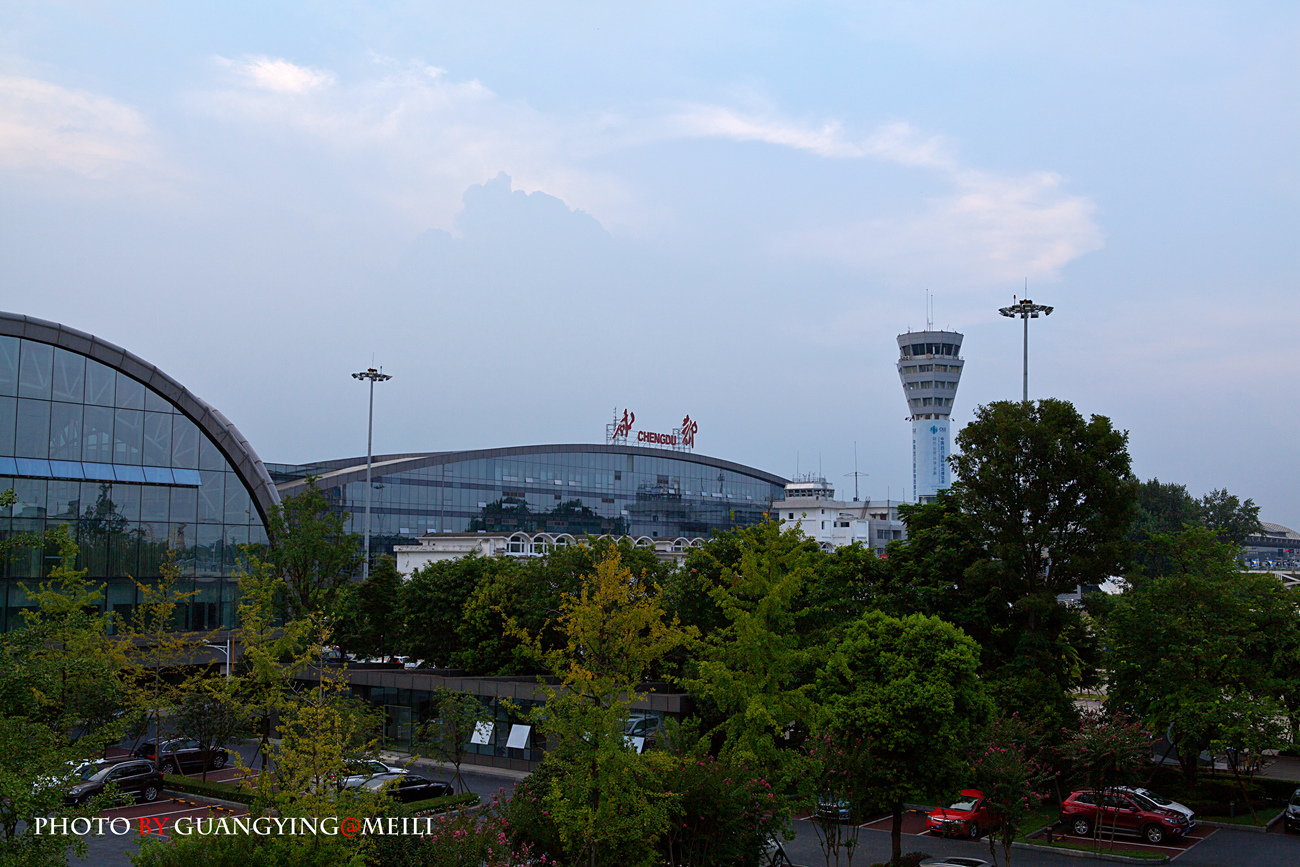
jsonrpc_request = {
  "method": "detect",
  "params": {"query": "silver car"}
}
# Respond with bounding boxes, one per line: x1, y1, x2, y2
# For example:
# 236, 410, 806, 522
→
338, 759, 407, 790
1119, 786, 1196, 828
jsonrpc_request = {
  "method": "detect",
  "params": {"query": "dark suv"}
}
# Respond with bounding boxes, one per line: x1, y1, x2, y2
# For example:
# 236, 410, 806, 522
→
64, 760, 164, 806
1060, 790, 1191, 844
134, 738, 230, 775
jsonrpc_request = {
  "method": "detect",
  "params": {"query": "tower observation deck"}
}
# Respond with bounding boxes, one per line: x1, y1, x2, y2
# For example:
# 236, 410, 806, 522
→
896, 330, 964, 503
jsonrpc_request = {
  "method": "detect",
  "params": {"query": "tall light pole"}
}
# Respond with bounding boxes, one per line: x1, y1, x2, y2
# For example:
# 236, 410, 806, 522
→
204, 635, 232, 680
352, 367, 392, 580
998, 297, 1053, 403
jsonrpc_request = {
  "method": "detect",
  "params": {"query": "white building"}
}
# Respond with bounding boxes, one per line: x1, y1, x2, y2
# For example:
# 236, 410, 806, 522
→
896, 329, 964, 503
772, 479, 907, 556
393, 531, 705, 574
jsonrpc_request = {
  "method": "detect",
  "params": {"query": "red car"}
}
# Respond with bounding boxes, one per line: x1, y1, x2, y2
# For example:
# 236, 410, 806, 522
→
1059, 790, 1191, 845
927, 789, 997, 838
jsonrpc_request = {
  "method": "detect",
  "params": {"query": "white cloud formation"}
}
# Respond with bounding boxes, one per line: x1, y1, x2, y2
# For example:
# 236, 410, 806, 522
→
191, 58, 1101, 282
0, 75, 160, 181
222, 56, 337, 94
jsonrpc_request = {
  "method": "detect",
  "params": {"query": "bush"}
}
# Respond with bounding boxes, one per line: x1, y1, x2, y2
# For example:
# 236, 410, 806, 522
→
400, 792, 481, 816
163, 774, 257, 805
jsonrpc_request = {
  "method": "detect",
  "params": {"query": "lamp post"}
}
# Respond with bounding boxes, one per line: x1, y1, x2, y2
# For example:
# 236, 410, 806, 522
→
204, 635, 232, 681
352, 367, 392, 580
998, 297, 1053, 402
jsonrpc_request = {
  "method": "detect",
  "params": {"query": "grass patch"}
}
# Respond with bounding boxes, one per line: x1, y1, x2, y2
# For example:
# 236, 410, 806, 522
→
1201, 807, 1282, 827
1039, 839, 1168, 861
1013, 807, 1060, 842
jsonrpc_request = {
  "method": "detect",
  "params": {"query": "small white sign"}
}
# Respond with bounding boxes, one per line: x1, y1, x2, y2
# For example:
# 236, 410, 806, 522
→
624, 735, 646, 754
506, 724, 531, 749
471, 721, 494, 745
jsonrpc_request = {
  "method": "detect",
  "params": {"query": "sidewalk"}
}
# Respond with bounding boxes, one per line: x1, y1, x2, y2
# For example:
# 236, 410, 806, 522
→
1258, 754, 1300, 783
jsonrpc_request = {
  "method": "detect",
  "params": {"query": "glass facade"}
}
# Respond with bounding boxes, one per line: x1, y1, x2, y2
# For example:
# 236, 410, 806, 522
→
269, 446, 787, 559
0, 334, 270, 632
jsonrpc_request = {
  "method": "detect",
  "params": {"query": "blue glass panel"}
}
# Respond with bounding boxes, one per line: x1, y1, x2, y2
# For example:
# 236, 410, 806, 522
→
84, 359, 115, 406
51, 349, 85, 403
15, 398, 50, 459
18, 341, 53, 399
81, 462, 116, 481
112, 464, 146, 483
114, 371, 145, 410
48, 460, 84, 479
15, 458, 51, 477
0, 336, 18, 397
142, 466, 174, 485
0, 456, 16, 476
171, 468, 202, 486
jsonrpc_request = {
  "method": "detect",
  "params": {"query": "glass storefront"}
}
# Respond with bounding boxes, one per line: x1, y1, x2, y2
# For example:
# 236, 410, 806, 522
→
0, 333, 272, 631
269, 446, 787, 558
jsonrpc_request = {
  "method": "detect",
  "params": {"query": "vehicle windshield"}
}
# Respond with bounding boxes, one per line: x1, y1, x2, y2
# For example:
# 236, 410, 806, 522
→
947, 797, 979, 811
1291, 792, 1300, 807
1138, 789, 1174, 806
75, 764, 105, 782
1129, 793, 1158, 811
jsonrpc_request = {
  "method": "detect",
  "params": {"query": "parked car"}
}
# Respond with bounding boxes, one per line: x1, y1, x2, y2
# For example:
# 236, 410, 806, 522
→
926, 790, 997, 839
920, 859, 991, 867
1285, 788, 1300, 834
64, 759, 164, 806
359, 773, 453, 803
814, 795, 854, 823
338, 759, 407, 790
1059, 790, 1191, 844
134, 738, 230, 775
1117, 786, 1196, 827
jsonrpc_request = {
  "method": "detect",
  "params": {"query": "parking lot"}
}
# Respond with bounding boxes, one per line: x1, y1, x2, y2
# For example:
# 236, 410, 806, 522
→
96, 794, 249, 842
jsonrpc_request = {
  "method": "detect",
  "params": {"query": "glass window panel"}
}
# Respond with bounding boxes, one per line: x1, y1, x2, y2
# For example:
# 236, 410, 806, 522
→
0, 396, 14, 456
195, 524, 223, 578
114, 371, 145, 410
48, 460, 83, 479
50, 349, 85, 403
15, 399, 50, 459
112, 484, 140, 522
18, 341, 53, 399
137, 523, 169, 579
224, 475, 251, 525
223, 524, 249, 574
112, 464, 145, 484
142, 466, 174, 485
171, 468, 201, 486
168, 523, 196, 577
113, 408, 143, 465
48, 401, 82, 460
142, 412, 171, 467
169, 486, 197, 526
144, 388, 170, 413
171, 415, 199, 470
0, 336, 19, 397
81, 405, 114, 463
197, 471, 224, 523
109, 528, 139, 582
140, 484, 170, 523
81, 462, 114, 482
198, 436, 225, 471
48, 479, 81, 521
12, 477, 48, 519
84, 360, 115, 406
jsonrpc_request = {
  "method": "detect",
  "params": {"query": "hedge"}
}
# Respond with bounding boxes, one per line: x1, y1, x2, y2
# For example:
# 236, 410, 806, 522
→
163, 774, 258, 805
400, 792, 481, 817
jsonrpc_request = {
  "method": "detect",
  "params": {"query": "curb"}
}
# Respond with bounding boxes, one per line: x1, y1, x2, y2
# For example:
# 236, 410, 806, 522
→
1011, 839, 1168, 864
1197, 810, 1285, 834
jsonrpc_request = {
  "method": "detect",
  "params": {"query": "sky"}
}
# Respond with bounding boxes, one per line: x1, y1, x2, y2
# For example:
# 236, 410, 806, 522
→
2, 2, 1297, 523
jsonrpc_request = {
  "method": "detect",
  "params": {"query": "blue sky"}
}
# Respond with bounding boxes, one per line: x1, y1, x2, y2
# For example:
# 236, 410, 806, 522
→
2, 2, 1297, 522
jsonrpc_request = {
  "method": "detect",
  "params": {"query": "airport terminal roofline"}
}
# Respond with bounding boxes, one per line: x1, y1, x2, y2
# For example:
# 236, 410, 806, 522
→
274, 443, 789, 496
0, 311, 281, 523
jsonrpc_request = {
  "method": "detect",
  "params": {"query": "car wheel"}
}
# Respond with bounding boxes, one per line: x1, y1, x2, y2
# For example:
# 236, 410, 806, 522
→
162, 760, 178, 775
212, 753, 226, 769
1143, 824, 1166, 845
142, 785, 160, 803
968, 823, 981, 839
1071, 817, 1092, 837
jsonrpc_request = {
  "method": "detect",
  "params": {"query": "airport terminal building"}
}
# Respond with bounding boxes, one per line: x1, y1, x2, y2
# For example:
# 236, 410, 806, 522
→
268, 443, 788, 563
0, 313, 277, 632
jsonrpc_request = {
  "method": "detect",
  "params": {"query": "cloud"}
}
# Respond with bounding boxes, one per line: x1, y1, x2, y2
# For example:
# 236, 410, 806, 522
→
0, 75, 160, 180
666, 109, 1101, 282
222, 56, 336, 94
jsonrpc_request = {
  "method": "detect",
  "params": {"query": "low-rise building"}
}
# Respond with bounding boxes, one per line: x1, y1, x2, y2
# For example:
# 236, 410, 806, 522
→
393, 530, 705, 573
772, 478, 906, 555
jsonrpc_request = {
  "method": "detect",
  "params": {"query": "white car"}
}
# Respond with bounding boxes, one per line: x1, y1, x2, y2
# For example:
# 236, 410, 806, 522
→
338, 759, 407, 790
1119, 787, 1196, 827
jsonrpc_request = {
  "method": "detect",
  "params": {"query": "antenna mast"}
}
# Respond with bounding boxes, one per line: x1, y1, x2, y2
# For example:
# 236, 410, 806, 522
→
844, 441, 868, 501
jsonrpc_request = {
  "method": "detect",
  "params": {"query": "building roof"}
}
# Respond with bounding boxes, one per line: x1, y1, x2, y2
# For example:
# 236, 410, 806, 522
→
0, 311, 280, 523
275, 443, 788, 496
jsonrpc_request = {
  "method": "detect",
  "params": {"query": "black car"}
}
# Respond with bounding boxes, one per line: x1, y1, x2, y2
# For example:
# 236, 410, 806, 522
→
134, 738, 230, 775
359, 773, 453, 803
1285, 788, 1300, 833
65, 760, 164, 806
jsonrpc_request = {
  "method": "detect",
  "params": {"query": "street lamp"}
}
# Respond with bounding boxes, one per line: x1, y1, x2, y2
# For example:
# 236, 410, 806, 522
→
204, 635, 233, 681
352, 367, 392, 580
998, 297, 1053, 403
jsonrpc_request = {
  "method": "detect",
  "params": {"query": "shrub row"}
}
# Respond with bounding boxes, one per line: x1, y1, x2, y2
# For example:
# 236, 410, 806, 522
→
400, 792, 481, 817
163, 774, 258, 805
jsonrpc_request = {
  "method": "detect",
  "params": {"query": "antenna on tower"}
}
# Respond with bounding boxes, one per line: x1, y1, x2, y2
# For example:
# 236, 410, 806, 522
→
926, 290, 934, 330
844, 441, 868, 501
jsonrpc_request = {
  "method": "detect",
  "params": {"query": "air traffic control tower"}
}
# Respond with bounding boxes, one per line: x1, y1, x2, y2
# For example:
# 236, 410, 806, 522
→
896, 330, 964, 503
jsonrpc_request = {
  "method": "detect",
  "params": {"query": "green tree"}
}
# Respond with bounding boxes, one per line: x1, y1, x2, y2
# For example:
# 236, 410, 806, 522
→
1058, 711, 1149, 847
418, 687, 490, 793
970, 715, 1051, 867
1099, 528, 1286, 787
333, 553, 403, 661
1199, 488, 1262, 546
0, 521, 125, 867
171, 679, 248, 782
817, 610, 990, 865
514, 549, 693, 867
401, 552, 506, 667
264, 479, 361, 622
